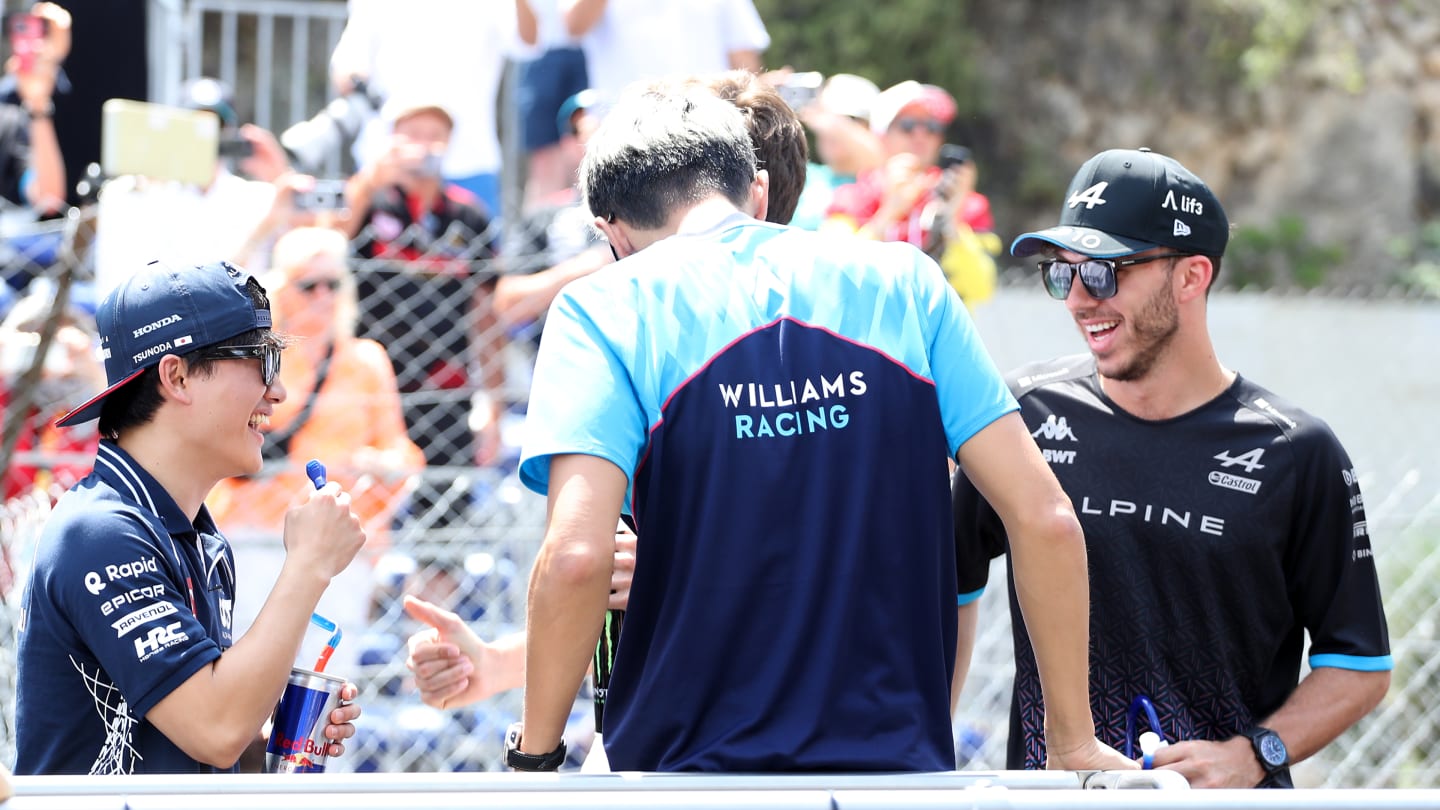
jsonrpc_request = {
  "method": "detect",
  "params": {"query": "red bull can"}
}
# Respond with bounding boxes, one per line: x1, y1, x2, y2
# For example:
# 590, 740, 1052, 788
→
264, 666, 346, 773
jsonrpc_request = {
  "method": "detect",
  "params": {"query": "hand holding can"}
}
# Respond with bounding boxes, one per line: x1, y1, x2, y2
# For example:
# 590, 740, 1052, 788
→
264, 666, 348, 773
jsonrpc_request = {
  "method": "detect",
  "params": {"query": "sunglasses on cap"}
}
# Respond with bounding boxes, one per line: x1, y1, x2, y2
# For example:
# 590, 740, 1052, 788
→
294, 277, 342, 294
193, 343, 282, 387
1039, 253, 1190, 300
894, 117, 945, 135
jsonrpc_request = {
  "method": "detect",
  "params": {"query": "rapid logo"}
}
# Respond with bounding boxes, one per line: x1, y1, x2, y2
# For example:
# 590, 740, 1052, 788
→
84, 571, 105, 595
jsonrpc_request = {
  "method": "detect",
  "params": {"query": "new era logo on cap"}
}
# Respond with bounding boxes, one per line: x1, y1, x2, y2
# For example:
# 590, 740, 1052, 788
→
1012, 148, 1229, 259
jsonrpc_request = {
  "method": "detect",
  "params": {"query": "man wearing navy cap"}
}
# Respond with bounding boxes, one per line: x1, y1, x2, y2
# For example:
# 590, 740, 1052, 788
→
15, 260, 368, 774
953, 148, 1391, 786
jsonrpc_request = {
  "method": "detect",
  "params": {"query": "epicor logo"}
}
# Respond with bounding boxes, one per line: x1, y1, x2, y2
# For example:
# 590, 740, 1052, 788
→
1031, 414, 1078, 442
84, 571, 105, 595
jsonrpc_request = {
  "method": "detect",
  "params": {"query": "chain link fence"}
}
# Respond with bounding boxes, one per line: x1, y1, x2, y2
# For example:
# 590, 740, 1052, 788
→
3, 219, 1438, 783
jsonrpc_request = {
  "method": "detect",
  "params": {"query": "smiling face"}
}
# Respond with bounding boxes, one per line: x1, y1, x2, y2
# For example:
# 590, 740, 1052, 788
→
182, 341, 286, 478
1057, 248, 1182, 383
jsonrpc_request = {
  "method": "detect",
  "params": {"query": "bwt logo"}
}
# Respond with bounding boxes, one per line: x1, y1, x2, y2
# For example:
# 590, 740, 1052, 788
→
134, 621, 187, 659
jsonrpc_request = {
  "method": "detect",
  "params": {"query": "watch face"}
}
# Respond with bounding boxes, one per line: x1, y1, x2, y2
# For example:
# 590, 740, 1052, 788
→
1259, 733, 1287, 767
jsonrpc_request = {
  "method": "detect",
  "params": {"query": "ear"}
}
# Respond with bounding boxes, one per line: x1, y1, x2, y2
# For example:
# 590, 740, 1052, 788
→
593, 216, 635, 259
156, 355, 195, 406
750, 169, 771, 221
1175, 255, 1214, 304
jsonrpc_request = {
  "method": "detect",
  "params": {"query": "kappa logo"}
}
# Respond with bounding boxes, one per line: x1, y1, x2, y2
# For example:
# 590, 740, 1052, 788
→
1031, 414, 1078, 442
1173, 219, 1192, 237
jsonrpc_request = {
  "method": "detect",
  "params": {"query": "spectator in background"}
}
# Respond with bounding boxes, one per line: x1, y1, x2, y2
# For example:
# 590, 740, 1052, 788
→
515, 0, 590, 210
208, 226, 423, 673
563, 0, 769, 104
0, 284, 102, 501
92, 78, 297, 297
826, 80, 999, 306
788, 73, 884, 231
496, 73, 807, 349
330, 0, 528, 219
343, 99, 507, 526
0, 2, 67, 217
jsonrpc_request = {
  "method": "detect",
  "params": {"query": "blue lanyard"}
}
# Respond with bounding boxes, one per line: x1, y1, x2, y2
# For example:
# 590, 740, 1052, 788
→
1125, 694, 1166, 767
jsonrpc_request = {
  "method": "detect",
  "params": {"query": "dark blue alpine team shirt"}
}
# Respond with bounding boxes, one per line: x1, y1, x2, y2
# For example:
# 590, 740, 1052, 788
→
16, 441, 237, 774
520, 217, 1016, 771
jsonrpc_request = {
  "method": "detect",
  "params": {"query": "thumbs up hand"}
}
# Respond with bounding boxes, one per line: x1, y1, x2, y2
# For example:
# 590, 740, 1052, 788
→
404, 594, 492, 709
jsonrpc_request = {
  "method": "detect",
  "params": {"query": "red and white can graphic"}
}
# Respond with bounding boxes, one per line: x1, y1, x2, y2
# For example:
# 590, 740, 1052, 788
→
264, 666, 346, 773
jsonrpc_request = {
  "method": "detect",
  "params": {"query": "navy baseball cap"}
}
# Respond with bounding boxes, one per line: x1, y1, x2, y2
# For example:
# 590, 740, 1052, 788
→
55, 260, 271, 427
1011, 148, 1229, 259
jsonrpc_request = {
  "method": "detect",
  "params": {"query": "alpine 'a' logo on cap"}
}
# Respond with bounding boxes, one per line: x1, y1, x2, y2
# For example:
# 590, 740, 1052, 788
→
1067, 181, 1109, 210
1173, 220, 1192, 237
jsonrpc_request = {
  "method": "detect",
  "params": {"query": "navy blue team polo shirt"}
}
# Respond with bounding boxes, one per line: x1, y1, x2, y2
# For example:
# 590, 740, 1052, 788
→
520, 217, 1017, 771
16, 441, 238, 774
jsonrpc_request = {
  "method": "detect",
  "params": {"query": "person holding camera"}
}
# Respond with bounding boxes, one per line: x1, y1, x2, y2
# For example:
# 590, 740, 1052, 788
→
0, 1, 68, 217
824, 81, 999, 306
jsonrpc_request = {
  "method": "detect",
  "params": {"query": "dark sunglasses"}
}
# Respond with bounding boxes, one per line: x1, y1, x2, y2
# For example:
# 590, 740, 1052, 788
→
894, 117, 945, 135
295, 278, 342, 294
194, 343, 281, 387
1039, 253, 1190, 300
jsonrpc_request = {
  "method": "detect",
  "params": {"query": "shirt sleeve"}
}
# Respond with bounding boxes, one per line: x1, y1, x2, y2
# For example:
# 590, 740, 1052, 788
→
1286, 425, 1392, 671
918, 251, 1018, 457
53, 510, 223, 718
518, 281, 649, 500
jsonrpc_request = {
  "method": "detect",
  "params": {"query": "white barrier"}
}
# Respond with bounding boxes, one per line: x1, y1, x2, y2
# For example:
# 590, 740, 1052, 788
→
6, 771, 1440, 809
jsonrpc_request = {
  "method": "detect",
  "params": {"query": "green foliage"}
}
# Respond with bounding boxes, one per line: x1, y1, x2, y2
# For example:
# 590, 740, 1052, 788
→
1385, 221, 1440, 299
752, 0, 990, 118
1224, 216, 1345, 289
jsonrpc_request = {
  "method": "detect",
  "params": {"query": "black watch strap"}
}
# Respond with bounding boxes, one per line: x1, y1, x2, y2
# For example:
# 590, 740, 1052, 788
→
504, 722, 567, 772
1245, 726, 1289, 776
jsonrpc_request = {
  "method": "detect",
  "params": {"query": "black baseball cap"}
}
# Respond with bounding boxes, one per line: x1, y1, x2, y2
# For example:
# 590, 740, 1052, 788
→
1011, 148, 1229, 259
55, 260, 271, 427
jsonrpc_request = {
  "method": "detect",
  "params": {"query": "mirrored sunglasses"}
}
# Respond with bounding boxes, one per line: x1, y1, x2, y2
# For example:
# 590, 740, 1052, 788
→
1038, 253, 1190, 300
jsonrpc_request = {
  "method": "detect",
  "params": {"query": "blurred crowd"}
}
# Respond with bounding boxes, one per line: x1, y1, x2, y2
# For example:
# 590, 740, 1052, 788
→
0, 0, 1003, 769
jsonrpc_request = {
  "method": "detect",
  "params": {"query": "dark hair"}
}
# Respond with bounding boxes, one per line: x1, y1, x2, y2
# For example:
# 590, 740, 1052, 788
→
98, 278, 277, 439
581, 88, 756, 231
702, 71, 808, 225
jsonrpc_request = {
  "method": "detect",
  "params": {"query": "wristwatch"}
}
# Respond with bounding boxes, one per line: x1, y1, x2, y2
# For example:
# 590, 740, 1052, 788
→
504, 722, 567, 772
1244, 726, 1289, 776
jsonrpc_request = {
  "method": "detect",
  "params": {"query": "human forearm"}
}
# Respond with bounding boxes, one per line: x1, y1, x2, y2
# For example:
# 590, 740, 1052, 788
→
1265, 667, 1389, 763
951, 601, 978, 715
561, 0, 607, 37
147, 562, 330, 765
520, 532, 610, 753
493, 246, 609, 325
1007, 503, 1096, 750
24, 115, 65, 214
519, 455, 625, 754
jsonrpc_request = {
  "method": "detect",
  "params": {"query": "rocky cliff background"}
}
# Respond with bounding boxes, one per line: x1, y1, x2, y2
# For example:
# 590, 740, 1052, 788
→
758, 0, 1440, 290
